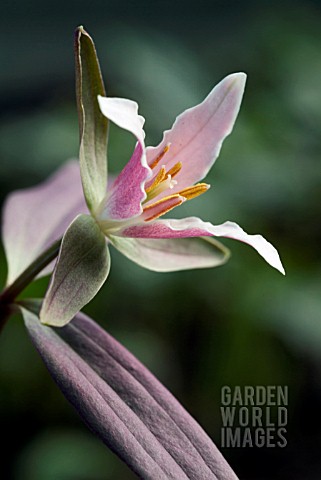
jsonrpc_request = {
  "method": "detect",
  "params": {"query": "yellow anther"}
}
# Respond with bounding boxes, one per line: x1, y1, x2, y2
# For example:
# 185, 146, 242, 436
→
145, 166, 167, 193
143, 194, 183, 221
149, 143, 171, 169
166, 161, 182, 179
178, 183, 210, 200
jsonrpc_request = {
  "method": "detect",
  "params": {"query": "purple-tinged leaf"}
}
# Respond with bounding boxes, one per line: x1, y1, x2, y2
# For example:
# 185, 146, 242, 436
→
22, 306, 238, 480
40, 215, 110, 327
2, 161, 87, 286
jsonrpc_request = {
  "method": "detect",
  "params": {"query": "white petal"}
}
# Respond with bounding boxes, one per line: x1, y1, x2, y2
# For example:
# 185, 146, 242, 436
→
98, 96, 145, 146
115, 216, 285, 275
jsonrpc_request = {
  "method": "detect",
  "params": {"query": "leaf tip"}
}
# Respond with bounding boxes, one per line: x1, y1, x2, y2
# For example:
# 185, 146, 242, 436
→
39, 305, 53, 326
39, 305, 70, 328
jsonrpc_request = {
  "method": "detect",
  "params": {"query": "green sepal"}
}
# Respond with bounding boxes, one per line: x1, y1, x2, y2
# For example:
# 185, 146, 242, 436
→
40, 214, 110, 327
75, 26, 108, 212
109, 235, 230, 272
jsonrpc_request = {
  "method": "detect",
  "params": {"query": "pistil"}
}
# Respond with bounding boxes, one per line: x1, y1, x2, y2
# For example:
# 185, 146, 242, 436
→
144, 174, 177, 203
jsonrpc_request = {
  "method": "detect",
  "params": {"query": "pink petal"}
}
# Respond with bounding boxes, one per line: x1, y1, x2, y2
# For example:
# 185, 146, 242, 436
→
117, 217, 285, 274
99, 143, 150, 220
97, 96, 151, 220
2, 161, 87, 285
146, 73, 246, 198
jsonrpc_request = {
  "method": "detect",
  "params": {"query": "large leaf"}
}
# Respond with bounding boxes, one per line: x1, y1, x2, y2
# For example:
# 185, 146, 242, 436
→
75, 26, 109, 212
23, 306, 238, 480
40, 214, 110, 327
2, 161, 86, 286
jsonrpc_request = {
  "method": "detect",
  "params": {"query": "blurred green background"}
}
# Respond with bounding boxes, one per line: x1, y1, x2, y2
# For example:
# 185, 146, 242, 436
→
1, 0, 321, 478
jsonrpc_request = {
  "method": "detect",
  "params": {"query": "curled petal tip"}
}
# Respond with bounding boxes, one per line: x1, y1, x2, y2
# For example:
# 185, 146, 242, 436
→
97, 95, 146, 146
277, 260, 286, 276
266, 251, 285, 275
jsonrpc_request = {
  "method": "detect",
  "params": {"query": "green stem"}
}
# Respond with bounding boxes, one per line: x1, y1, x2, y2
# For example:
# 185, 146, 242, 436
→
0, 239, 61, 306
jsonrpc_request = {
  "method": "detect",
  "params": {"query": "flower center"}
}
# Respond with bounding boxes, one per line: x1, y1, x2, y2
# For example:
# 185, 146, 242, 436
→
142, 144, 210, 221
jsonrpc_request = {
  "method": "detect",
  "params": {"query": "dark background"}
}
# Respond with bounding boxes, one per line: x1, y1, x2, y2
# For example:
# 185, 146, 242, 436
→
1, 0, 321, 478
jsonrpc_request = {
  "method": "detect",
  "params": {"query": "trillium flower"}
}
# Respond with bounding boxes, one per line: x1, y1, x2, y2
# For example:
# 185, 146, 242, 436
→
95, 82, 284, 277
3, 27, 283, 327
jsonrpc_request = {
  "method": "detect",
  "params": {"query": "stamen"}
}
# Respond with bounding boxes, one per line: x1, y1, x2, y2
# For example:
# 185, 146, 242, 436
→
143, 194, 184, 221
166, 161, 182, 179
178, 183, 210, 200
149, 143, 171, 169
145, 166, 167, 193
